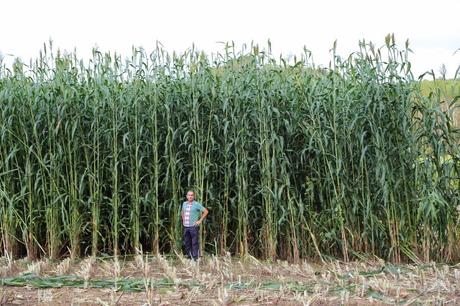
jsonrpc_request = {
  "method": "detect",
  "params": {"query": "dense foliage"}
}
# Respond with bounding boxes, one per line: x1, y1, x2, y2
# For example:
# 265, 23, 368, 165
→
1, 37, 459, 262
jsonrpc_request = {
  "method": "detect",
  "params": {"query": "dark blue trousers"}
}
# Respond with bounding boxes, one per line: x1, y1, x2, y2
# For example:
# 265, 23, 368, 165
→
183, 226, 200, 260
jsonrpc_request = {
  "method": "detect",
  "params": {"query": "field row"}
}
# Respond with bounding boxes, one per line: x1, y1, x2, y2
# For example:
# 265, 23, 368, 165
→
1, 255, 460, 305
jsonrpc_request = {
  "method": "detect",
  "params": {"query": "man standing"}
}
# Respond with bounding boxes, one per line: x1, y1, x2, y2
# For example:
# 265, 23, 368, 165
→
181, 190, 208, 261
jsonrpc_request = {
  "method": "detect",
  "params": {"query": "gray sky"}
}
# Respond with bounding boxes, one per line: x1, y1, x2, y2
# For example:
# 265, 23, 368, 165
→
1, 0, 459, 78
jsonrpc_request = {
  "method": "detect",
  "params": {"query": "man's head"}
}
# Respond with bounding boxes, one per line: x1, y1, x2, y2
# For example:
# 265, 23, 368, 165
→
186, 190, 195, 202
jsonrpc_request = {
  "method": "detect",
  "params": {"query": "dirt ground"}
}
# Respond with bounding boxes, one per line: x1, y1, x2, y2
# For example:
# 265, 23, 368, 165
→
0, 255, 459, 305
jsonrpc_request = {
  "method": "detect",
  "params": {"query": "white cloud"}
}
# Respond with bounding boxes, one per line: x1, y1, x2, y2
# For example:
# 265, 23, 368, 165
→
1, 0, 459, 77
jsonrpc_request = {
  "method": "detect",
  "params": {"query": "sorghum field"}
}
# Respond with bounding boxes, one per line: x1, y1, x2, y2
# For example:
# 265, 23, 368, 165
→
0, 36, 459, 304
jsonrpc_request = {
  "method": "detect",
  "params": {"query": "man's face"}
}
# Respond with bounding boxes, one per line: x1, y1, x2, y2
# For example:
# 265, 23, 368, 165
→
187, 192, 194, 202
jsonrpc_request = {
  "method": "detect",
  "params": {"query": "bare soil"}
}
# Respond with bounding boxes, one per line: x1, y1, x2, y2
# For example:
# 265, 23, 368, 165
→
0, 255, 459, 305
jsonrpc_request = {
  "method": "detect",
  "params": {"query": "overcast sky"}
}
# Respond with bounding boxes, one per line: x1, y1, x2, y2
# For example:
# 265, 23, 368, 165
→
1, 0, 459, 78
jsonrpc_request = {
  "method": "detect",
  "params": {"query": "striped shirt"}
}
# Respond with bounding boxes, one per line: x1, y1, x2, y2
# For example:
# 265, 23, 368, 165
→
182, 201, 205, 227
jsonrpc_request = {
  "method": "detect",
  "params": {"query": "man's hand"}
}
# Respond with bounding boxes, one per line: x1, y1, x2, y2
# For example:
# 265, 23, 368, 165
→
195, 208, 208, 226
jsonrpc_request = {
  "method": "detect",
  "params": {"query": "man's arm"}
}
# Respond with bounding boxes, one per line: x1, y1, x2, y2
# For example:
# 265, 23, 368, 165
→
195, 208, 208, 225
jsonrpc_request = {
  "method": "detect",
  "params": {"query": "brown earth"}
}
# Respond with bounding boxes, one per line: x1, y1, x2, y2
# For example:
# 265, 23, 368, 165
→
0, 255, 459, 305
